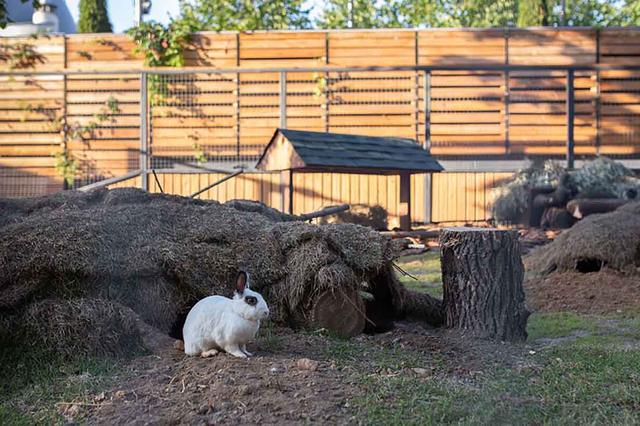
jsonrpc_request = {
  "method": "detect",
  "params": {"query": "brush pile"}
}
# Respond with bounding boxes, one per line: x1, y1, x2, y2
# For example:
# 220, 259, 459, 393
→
491, 157, 640, 225
0, 188, 441, 359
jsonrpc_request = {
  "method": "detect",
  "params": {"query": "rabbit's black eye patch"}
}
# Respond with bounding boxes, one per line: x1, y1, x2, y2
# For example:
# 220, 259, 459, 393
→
245, 296, 257, 306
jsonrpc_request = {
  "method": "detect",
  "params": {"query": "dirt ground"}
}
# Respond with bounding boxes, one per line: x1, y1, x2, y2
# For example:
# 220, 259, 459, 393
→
5, 242, 640, 424
525, 269, 640, 315
73, 249, 640, 425
68, 323, 524, 425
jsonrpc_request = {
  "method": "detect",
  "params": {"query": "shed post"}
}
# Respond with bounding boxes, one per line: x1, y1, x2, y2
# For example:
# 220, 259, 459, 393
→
280, 170, 293, 214
399, 172, 412, 231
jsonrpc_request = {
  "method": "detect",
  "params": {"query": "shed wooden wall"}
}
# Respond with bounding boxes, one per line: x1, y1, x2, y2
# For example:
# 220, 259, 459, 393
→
104, 171, 511, 227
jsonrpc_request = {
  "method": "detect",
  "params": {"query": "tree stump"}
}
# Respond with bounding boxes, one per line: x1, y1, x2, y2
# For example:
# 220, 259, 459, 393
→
440, 227, 530, 342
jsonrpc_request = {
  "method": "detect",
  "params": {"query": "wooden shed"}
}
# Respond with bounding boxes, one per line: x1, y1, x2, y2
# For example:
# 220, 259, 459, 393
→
256, 129, 443, 230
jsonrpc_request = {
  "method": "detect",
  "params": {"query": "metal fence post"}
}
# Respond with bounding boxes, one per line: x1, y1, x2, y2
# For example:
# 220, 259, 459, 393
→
279, 71, 287, 129
424, 70, 431, 152
140, 72, 149, 190
566, 70, 575, 170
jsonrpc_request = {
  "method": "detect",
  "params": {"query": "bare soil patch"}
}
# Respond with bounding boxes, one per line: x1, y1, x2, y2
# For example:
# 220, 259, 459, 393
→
525, 270, 640, 314
78, 323, 526, 425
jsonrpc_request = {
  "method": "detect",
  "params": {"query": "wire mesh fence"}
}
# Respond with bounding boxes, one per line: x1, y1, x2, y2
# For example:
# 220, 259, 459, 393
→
0, 65, 639, 198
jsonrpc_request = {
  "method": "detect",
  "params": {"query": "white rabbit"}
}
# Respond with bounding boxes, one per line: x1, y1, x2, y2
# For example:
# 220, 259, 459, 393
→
182, 271, 269, 358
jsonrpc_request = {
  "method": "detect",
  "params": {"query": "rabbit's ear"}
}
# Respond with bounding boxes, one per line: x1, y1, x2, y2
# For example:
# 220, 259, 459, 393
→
235, 271, 247, 294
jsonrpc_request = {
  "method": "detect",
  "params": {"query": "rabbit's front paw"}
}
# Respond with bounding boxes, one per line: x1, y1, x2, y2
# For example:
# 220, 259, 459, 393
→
225, 345, 248, 358
241, 344, 253, 357
201, 349, 219, 358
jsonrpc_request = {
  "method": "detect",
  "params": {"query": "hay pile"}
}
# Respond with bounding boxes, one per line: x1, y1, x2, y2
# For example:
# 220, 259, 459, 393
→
0, 188, 439, 358
526, 202, 640, 276
491, 157, 640, 224
319, 204, 389, 230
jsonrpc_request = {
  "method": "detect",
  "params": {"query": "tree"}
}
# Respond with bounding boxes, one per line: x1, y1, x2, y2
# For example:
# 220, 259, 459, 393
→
77, 0, 112, 33
517, 0, 631, 27
440, 0, 518, 27
517, 0, 550, 26
377, 0, 441, 28
623, 0, 640, 25
317, 0, 388, 28
179, 0, 311, 31
546, 0, 631, 26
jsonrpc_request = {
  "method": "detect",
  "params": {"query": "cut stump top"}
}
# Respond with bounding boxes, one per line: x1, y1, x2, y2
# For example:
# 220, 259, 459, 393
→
443, 227, 509, 233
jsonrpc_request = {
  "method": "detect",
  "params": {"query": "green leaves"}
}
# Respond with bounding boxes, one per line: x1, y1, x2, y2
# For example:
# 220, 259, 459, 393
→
178, 0, 311, 31
126, 20, 192, 68
77, 0, 112, 33
53, 151, 77, 187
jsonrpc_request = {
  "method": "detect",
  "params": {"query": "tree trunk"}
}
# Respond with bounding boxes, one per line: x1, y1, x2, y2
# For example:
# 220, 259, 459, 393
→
440, 227, 530, 342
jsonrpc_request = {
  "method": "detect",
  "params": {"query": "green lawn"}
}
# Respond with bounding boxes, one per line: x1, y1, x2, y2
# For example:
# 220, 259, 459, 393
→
345, 318, 640, 425
396, 251, 443, 297
351, 252, 640, 424
0, 339, 123, 424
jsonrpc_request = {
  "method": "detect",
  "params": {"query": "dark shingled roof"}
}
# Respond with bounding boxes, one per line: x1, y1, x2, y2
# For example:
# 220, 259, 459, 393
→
258, 129, 443, 173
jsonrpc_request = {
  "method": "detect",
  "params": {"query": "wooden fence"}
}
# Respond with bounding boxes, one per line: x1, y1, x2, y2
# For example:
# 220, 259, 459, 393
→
1, 27, 640, 222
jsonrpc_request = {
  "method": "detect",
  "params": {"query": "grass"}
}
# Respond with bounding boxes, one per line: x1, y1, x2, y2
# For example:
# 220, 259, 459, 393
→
526, 311, 599, 340
350, 253, 640, 424
351, 331, 640, 425
0, 339, 122, 424
396, 251, 443, 297
256, 322, 285, 353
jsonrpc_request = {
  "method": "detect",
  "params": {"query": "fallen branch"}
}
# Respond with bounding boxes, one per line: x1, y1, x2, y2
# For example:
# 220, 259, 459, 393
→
77, 169, 142, 192
299, 204, 349, 220
191, 170, 244, 198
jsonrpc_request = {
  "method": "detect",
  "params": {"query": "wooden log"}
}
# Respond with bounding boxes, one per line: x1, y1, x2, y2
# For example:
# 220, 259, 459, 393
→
527, 186, 555, 227
299, 204, 349, 221
311, 288, 365, 338
566, 198, 629, 219
379, 230, 440, 239
540, 207, 577, 229
440, 227, 529, 342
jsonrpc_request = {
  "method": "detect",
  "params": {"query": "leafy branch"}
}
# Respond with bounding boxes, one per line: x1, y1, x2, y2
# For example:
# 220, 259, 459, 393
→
50, 96, 120, 187
126, 20, 194, 106
54, 151, 77, 187
0, 42, 46, 70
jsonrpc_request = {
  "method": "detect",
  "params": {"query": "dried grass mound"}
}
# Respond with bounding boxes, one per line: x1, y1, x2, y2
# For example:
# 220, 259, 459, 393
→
319, 204, 389, 230
0, 188, 439, 358
525, 202, 640, 276
1, 298, 145, 359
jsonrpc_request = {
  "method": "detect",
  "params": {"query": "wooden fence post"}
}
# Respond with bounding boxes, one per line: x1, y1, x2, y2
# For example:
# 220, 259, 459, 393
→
440, 227, 530, 342
279, 71, 287, 129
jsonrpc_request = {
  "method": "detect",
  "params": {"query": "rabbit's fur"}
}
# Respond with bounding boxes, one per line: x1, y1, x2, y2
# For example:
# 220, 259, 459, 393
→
183, 271, 269, 358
